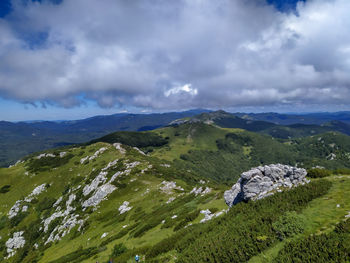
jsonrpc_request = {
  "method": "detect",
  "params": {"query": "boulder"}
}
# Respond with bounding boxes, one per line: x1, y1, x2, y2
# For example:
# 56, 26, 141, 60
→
224, 164, 308, 207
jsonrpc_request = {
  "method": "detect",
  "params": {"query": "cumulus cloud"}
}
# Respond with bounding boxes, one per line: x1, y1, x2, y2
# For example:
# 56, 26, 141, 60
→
0, 0, 349, 110
164, 84, 198, 97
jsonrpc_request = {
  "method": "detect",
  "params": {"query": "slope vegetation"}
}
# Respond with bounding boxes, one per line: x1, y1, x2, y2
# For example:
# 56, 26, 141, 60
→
1, 122, 350, 262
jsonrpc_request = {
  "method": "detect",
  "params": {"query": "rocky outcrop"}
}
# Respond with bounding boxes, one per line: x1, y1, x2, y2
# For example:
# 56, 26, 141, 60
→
159, 181, 184, 194
224, 164, 308, 207
190, 186, 212, 196
8, 184, 47, 218
6, 231, 25, 258
36, 153, 55, 159
119, 201, 132, 214
200, 209, 228, 223
80, 147, 108, 164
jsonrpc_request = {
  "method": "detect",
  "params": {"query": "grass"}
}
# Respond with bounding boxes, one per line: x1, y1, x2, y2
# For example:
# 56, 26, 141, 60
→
0, 140, 223, 263
3, 123, 350, 262
248, 174, 350, 263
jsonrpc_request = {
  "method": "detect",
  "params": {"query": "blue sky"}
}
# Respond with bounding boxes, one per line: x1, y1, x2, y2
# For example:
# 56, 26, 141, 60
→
1, 0, 350, 121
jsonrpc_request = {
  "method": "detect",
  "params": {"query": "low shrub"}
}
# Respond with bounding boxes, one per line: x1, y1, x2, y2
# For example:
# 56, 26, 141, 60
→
307, 168, 332, 178
272, 211, 306, 240
111, 243, 127, 258
0, 184, 11, 193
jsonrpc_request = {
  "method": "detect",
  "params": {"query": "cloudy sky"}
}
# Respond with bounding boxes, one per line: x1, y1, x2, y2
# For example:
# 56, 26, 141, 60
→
0, 0, 350, 120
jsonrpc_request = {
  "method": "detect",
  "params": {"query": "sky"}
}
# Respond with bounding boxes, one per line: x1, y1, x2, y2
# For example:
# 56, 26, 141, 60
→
1, 0, 350, 121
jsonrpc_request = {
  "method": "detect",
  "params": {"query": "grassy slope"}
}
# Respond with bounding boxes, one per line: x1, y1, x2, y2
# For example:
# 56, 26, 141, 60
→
2, 123, 350, 262
249, 175, 350, 263
0, 139, 226, 262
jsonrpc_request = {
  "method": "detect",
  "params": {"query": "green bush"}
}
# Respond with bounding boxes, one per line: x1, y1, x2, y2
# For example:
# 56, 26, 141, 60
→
9, 212, 28, 228
0, 184, 11, 193
47, 246, 105, 263
91, 131, 168, 149
37, 197, 56, 213
333, 168, 350, 175
275, 219, 350, 262
307, 168, 332, 178
111, 243, 127, 258
0, 216, 7, 230
175, 180, 331, 263
26, 153, 74, 173
272, 211, 306, 240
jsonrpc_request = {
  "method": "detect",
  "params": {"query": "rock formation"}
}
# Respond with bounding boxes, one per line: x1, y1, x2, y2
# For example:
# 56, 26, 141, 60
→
224, 164, 308, 207
6, 231, 25, 258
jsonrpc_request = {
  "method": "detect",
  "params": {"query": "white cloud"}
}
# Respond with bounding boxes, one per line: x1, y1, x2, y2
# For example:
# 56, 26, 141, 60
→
0, 0, 349, 111
164, 84, 198, 97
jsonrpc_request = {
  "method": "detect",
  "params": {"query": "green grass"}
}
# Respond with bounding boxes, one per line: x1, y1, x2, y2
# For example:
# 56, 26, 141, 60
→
0, 139, 223, 263
3, 123, 350, 262
249, 175, 350, 263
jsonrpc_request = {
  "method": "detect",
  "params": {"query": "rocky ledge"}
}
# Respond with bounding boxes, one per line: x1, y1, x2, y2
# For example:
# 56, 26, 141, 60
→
224, 164, 309, 207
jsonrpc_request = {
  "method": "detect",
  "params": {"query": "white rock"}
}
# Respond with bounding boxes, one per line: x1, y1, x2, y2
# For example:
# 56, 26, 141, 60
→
80, 156, 89, 164
133, 147, 146, 155
89, 147, 107, 161
82, 184, 116, 208
59, 152, 67, 158
184, 223, 193, 228
327, 153, 336, 160
101, 232, 108, 239
66, 194, 76, 208
126, 161, 141, 169
36, 153, 55, 159
166, 197, 176, 204
9, 184, 46, 218
53, 197, 63, 207
190, 186, 212, 196
190, 187, 203, 196
202, 187, 212, 195
160, 181, 184, 194
22, 206, 28, 212
102, 159, 119, 171
113, 143, 126, 154
200, 209, 214, 223
225, 164, 308, 207
119, 201, 132, 214
8, 201, 22, 219
171, 215, 177, 219
6, 231, 25, 258
83, 171, 108, 196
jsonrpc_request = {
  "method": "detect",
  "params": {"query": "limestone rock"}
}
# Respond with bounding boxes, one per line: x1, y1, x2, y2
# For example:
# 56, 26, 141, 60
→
224, 164, 308, 207
159, 181, 184, 194
119, 201, 132, 214
113, 143, 126, 154
6, 231, 25, 258
82, 184, 116, 208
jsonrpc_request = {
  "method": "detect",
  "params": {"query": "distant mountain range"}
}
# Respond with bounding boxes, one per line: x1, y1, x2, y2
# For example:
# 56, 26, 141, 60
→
234, 111, 350, 125
171, 110, 350, 139
0, 109, 209, 167
2, 109, 350, 167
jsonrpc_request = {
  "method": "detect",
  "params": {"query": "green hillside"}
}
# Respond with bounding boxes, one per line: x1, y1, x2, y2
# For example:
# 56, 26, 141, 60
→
172, 110, 350, 139
1, 122, 350, 262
